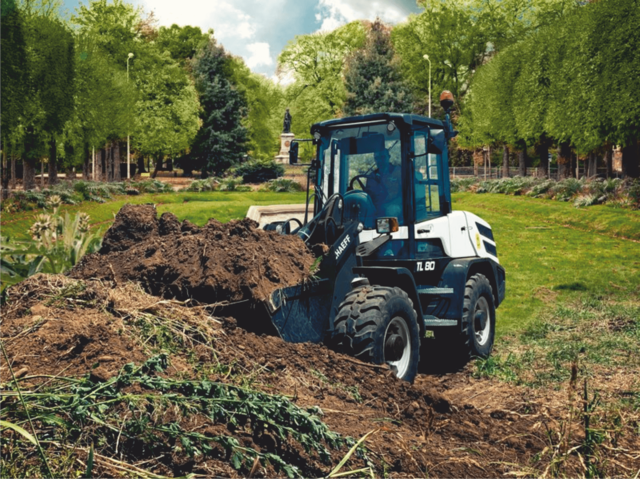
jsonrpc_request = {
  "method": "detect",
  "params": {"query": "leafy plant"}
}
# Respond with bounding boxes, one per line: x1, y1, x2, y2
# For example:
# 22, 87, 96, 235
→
0, 210, 101, 293
260, 178, 304, 193
219, 177, 251, 191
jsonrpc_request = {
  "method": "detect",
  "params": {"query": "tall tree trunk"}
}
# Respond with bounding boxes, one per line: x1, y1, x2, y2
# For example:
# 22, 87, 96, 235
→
48, 138, 58, 185
40, 158, 45, 188
23, 158, 36, 190
113, 142, 121, 182
502, 145, 510, 178
605, 147, 613, 178
588, 152, 598, 178
537, 142, 549, 178
557, 142, 572, 179
151, 155, 161, 178
10, 153, 17, 188
473, 149, 483, 177
83, 144, 90, 180
621, 140, 639, 178
137, 156, 146, 175
106, 143, 113, 181
101, 148, 107, 180
518, 141, 527, 176
1, 147, 9, 200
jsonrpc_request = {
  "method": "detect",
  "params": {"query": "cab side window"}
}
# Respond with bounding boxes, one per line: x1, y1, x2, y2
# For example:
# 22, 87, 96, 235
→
413, 131, 442, 222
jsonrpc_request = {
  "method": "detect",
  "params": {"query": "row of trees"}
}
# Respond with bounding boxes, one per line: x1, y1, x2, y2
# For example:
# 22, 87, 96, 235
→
462, 0, 639, 178
279, 0, 638, 177
2, 0, 638, 191
0, 0, 290, 192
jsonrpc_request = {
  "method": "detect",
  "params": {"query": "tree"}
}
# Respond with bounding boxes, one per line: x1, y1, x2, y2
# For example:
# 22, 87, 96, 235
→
228, 57, 284, 159
156, 24, 210, 67
392, 0, 490, 116
132, 45, 200, 177
278, 21, 365, 133
1, 0, 28, 194
343, 19, 414, 116
189, 39, 248, 176
18, 13, 75, 189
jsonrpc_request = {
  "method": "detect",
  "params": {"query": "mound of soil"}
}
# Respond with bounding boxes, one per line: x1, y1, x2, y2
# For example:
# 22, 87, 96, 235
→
2, 275, 637, 478
1, 275, 147, 380
71, 204, 315, 304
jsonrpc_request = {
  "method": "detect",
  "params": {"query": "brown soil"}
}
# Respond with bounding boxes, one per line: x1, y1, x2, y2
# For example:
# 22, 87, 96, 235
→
0, 275, 147, 380
3, 275, 637, 478
70, 204, 315, 304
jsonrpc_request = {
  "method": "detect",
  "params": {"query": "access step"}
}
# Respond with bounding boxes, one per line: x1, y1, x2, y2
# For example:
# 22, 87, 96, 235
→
417, 286, 454, 295
423, 315, 458, 327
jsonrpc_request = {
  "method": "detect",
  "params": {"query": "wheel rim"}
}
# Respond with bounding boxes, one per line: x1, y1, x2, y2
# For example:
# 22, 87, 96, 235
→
473, 296, 491, 346
384, 316, 411, 378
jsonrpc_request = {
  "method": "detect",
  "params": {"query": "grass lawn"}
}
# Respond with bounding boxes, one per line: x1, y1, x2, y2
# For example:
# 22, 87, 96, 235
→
453, 193, 640, 335
3, 190, 638, 340
1, 191, 307, 240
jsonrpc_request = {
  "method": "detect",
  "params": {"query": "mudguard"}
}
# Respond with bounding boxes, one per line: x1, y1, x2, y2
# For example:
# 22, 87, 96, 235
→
438, 258, 506, 328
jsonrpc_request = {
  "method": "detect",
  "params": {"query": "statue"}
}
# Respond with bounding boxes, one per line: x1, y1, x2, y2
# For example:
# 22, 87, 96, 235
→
282, 108, 292, 133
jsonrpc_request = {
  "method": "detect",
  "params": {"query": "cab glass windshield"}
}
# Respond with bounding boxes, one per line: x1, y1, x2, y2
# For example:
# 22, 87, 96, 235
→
317, 122, 403, 223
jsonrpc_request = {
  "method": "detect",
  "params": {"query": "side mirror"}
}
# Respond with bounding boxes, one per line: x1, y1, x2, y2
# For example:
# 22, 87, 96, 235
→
289, 141, 299, 164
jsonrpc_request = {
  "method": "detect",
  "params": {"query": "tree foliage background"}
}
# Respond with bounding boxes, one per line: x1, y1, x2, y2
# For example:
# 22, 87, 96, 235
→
1, 0, 638, 188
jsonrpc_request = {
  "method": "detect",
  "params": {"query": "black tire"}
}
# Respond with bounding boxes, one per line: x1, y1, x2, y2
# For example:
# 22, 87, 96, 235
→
332, 285, 420, 382
461, 273, 496, 358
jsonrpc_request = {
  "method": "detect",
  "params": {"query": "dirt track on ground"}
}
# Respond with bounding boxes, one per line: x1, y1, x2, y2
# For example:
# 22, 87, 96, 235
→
2, 205, 638, 477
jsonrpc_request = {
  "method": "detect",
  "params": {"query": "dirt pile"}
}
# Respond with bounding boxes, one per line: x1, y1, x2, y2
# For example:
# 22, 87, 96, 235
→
1, 275, 147, 380
2, 275, 638, 478
71, 204, 316, 304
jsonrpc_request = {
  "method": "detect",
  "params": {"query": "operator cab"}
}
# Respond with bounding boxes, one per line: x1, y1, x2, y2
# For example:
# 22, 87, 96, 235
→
302, 112, 469, 263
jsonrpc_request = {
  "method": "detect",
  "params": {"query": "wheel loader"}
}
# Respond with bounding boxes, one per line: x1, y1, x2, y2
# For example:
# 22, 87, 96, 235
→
258, 92, 506, 382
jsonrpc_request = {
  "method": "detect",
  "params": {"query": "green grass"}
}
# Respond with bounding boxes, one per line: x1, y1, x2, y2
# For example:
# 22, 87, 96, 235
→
3, 190, 638, 340
454, 193, 640, 335
1, 191, 306, 240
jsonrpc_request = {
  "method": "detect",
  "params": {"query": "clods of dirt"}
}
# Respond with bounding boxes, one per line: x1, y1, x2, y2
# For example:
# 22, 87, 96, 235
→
0, 275, 146, 380
71, 204, 316, 304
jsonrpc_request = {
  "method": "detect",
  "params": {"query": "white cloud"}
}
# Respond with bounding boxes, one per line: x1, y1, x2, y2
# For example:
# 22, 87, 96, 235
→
316, 0, 409, 32
245, 42, 273, 69
141, 0, 257, 41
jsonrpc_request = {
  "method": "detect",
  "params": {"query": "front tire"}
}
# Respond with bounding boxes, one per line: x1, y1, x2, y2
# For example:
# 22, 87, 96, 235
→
332, 286, 420, 382
461, 273, 496, 358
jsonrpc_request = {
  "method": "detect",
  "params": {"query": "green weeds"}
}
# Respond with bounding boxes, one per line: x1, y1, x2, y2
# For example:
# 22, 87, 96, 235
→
475, 296, 640, 387
1, 355, 345, 478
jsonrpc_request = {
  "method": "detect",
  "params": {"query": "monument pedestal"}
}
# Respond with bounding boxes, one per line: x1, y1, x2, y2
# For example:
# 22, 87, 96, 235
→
275, 132, 295, 164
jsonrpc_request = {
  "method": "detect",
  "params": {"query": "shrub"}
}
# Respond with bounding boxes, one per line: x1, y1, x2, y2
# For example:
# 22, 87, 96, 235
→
259, 178, 304, 193
184, 178, 220, 192
219, 177, 251, 192
234, 160, 284, 183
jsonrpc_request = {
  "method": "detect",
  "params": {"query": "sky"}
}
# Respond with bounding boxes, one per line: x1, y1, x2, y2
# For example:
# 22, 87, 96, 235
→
62, 0, 423, 79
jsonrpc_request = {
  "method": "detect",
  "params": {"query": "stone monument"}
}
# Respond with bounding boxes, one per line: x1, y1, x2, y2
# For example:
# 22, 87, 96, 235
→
275, 108, 295, 164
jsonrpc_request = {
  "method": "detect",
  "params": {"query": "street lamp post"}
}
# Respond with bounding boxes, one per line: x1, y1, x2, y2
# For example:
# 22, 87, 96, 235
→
423, 54, 432, 117
126, 52, 134, 180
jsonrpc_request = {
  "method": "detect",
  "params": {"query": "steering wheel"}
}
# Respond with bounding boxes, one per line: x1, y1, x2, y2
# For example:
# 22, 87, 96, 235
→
349, 175, 369, 191
286, 217, 303, 234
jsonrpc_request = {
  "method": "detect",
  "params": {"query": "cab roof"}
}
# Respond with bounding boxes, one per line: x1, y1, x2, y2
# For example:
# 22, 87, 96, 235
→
310, 112, 445, 134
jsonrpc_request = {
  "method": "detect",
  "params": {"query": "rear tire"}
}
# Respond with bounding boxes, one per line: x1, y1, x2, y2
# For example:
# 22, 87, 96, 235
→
461, 273, 495, 358
332, 286, 420, 382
